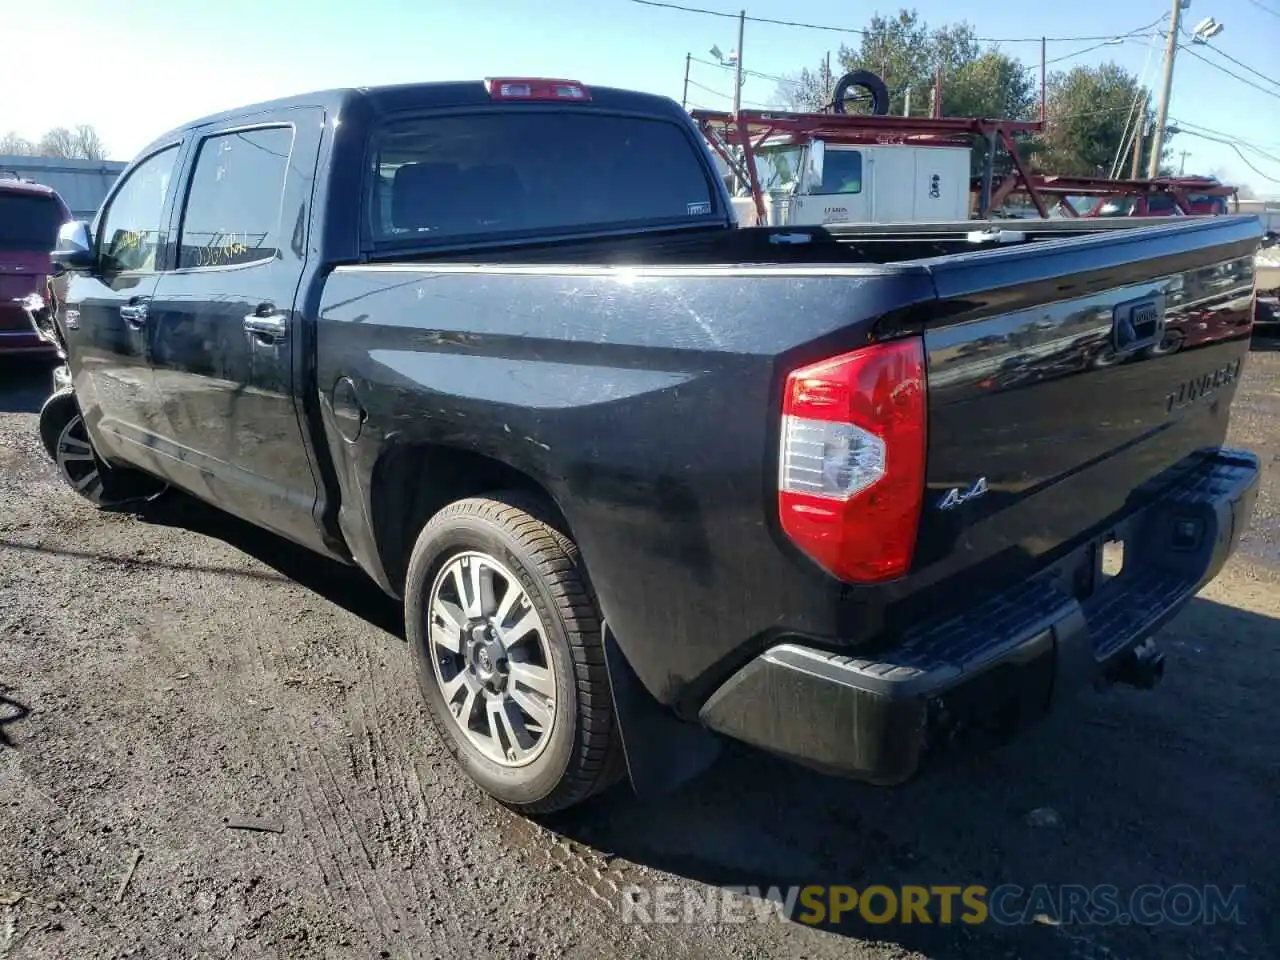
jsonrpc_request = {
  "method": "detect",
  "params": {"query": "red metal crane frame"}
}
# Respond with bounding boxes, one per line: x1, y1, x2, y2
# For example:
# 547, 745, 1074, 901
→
692, 108, 1238, 222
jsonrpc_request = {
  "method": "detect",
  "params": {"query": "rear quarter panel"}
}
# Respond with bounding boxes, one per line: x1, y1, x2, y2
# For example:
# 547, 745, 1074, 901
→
315, 263, 935, 705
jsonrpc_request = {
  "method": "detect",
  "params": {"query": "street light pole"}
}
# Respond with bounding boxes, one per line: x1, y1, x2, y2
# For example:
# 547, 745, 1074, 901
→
682, 52, 691, 110
1130, 92, 1147, 179
1148, 0, 1185, 178
733, 9, 745, 115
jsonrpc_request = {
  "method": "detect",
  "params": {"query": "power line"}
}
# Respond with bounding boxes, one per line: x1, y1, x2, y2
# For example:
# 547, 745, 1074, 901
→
1192, 44, 1280, 93
687, 78, 732, 99
629, 0, 1165, 43
1170, 118, 1280, 163
1173, 129, 1280, 183
1043, 37, 1140, 66
1244, 0, 1280, 19
1176, 44, 1280, 101
689, 54, 793, 85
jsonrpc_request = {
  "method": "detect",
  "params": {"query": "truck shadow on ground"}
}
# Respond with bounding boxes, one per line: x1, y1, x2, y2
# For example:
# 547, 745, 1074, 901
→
0, 360, 58, 414
547, 591, 1280, 958
133, 492, 406, 639
122, 491, 1279, 958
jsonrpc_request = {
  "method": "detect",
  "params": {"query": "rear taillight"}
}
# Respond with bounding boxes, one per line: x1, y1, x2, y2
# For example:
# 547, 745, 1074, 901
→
483, 77, 591, 101
778, 338, 927, 583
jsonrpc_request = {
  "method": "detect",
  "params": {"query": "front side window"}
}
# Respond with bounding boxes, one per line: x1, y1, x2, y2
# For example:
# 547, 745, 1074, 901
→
369, 111, 716, 244
178, 126, 294, 268
99, 146, 179, 273
817, 150, 863, 195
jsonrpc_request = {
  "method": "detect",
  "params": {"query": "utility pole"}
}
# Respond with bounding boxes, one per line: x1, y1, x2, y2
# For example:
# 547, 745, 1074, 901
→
733, 9, 745, 115
1148, 0, 1185, 178
682, 53, 691, 110
825, 50, 832, 104
1130, 93, 1146, 179
1179, 149, 1190, 174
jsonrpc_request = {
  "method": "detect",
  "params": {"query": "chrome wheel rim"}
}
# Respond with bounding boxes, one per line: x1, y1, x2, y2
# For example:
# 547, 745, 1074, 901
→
427, 551, 557, 767
55, 415, 105, 504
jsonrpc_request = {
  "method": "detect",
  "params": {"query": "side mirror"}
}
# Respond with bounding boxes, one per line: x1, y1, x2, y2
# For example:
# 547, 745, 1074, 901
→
51, 220, 95, 272
808, 139, 825, 191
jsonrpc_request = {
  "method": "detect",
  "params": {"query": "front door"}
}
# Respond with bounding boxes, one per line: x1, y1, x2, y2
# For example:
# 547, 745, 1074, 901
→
64, 144, 183, 465
146, 111, 326, 551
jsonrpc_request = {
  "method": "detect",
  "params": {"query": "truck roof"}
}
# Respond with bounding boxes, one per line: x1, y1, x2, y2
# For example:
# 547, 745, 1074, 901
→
140, 80, 688, 157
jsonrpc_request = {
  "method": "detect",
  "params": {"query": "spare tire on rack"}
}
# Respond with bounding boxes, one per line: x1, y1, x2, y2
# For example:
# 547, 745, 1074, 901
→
831, 70, 891, 116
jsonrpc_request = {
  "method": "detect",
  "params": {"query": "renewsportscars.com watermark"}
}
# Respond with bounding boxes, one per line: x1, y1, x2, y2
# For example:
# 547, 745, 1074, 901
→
620, 884, 1248, 927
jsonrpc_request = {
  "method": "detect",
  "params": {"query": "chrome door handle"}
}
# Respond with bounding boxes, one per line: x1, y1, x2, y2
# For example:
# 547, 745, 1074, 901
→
243, 312, 289, 342
120, 302, 148, 327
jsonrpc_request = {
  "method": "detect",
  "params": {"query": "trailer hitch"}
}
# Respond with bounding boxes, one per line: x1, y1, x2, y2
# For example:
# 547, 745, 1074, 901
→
1103, 637, 1166, 690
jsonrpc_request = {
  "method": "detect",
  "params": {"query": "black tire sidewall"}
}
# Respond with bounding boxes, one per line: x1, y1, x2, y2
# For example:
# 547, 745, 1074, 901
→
405, 510, 581, 807
38, 391, 78, 463
40, 392, 167, 506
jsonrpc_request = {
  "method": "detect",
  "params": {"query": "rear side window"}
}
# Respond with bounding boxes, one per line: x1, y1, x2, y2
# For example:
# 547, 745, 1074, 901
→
1147, 193, 1176, 213
369, 111, 716, 244
0, 192, 64, 250
178, 126, 295, 268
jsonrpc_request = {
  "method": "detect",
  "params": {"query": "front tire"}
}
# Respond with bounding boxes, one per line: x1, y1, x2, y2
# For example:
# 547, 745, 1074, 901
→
405, 494, 624, 814
38, 392, 167, 507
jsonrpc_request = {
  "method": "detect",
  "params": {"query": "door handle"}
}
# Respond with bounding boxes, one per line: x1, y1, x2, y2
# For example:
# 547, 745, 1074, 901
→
120, 302, 148, 327
243, 311, 289, 343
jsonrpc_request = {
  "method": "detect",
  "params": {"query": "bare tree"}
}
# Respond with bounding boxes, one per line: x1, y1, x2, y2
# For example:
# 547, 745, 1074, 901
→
71, 125, 107, 161
0, 132, 37, 156
1, 125, 108, 160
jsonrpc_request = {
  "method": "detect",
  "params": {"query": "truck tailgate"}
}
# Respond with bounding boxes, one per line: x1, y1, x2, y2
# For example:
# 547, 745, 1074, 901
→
912, 216, 1259, 594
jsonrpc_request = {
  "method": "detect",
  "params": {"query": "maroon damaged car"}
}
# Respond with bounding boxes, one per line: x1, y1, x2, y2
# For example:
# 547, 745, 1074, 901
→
0, 178, 69, 357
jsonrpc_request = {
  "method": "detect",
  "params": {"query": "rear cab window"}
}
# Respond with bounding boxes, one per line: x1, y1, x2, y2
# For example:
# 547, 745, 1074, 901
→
0, 191, 64, 250
367, 110, 719, 248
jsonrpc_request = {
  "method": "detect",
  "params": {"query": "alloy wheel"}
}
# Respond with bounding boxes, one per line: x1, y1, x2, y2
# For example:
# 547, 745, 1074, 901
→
426, 551, 558, 767
54, 415, 107, 505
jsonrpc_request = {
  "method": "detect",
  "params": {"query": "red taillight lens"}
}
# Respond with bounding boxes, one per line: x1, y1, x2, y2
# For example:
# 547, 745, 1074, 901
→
778, 338, 927, 583
483, 77, 591, 101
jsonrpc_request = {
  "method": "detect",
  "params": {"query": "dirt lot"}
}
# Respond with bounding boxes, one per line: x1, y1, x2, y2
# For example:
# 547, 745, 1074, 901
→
2, 337, 1278, 960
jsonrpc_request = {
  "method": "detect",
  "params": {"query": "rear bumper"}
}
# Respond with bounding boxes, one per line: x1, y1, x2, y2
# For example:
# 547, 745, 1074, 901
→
698, 448, 1261, 784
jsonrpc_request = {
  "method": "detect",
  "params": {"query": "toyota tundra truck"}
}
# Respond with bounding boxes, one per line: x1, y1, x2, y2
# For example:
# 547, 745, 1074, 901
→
34, 77, 1263, 814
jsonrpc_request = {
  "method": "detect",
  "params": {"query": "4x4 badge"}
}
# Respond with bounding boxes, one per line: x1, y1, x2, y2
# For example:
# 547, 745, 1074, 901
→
938, 476, 988, 511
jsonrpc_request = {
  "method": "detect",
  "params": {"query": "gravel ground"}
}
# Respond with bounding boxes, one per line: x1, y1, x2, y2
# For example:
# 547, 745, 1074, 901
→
1, 335, 1278, 960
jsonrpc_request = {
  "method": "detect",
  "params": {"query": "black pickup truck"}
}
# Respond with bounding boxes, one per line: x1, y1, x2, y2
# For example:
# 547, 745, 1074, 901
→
34, 77, 1263, 813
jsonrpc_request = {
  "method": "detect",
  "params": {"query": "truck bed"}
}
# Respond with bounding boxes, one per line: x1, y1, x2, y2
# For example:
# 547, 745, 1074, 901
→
318, 214, 1260, 713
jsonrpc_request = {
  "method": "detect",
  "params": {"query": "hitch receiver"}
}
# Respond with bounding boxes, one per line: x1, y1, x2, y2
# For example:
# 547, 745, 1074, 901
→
1105, 637, 1166, 690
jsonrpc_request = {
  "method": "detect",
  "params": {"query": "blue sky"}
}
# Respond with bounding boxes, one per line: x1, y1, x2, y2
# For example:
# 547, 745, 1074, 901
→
6, 0, 1278, 194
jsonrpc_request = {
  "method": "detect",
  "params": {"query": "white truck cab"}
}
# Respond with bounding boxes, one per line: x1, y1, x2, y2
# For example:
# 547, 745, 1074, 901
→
732, 138, 972, 226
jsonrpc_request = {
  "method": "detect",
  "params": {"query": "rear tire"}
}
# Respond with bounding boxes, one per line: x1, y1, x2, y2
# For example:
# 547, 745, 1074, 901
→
38, 392, 167, 507
405, 493, 625, 814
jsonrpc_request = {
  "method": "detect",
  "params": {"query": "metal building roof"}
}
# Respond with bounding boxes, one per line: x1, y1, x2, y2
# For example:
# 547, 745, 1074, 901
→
0, 155, 126, 220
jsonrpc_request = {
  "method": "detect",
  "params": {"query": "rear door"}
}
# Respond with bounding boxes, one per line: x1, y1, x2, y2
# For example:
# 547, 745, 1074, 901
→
63, 144, 183, 460
146, 110, 326, 550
